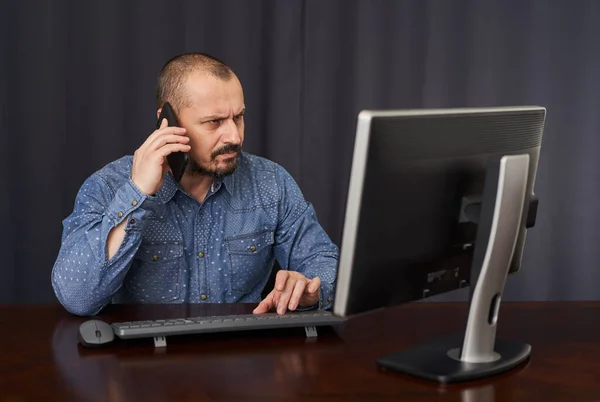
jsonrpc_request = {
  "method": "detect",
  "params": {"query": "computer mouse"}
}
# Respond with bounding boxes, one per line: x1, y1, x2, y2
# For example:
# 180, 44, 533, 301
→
78, 319, 115, 348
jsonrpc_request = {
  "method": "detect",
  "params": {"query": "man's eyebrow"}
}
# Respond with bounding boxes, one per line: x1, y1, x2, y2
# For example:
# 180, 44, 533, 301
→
200, 114, 227, 121
201, 108, 245, 121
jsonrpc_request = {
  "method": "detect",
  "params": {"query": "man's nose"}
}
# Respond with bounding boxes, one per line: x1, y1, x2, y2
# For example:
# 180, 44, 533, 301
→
221, 119, 241, 144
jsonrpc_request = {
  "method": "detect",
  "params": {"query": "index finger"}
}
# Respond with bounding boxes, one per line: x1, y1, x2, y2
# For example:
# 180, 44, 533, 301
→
144, 125, 187, 149
275, 270, 290, 292
154, 125, 186, 136
253, 290, 275, 314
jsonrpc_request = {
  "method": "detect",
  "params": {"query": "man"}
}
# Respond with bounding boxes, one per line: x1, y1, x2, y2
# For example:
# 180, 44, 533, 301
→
51, 53, 339, 316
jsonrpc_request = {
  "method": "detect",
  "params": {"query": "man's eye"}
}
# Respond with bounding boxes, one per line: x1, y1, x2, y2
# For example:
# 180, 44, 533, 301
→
207, 120, 219, 125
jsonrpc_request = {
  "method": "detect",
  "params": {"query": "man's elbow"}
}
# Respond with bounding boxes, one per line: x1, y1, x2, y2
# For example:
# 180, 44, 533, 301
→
52, 278, 104, 316
55, 292, 103, 316
63, 302, 102, 317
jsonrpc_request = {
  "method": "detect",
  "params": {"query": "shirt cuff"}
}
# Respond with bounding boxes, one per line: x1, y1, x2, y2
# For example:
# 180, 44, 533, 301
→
317, 281, 334, 311
295, 281, 334, 311
106, 179, 163, 229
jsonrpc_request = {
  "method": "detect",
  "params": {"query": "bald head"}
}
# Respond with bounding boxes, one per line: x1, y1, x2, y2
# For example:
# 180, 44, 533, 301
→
156, 52, 235, 111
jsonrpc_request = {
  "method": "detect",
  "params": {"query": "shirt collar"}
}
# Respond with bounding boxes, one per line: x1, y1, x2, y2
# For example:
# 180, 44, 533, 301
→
221, 172, 235, 196
155, 169, 236, 203
210, 153, 239, 196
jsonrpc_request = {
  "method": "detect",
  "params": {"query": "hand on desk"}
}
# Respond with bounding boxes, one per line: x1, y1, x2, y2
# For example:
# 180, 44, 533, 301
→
253, 271, 321, 315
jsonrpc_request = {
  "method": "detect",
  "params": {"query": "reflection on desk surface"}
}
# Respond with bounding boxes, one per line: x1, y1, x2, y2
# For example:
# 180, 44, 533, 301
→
461, 384, 495, 402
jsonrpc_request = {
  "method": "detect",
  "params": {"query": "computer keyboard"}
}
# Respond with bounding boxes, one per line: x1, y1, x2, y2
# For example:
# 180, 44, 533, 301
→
111, 311, 346, 340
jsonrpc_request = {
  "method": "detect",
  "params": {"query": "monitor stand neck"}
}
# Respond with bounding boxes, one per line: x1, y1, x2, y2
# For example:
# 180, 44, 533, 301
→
459, 154, 529, 362
377, 154, 532, 383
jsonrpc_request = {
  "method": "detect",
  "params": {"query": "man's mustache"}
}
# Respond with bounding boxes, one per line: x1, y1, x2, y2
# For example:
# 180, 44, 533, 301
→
211, 144, 241, 159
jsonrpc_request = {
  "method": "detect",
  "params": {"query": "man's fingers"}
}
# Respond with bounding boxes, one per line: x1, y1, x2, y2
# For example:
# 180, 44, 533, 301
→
288, 279, 308, 311
155, 125, 187, 136
156, 143, 191, 158
252, 299, 270, 314
150, 134, 190, 151
273, 270, 289, 307
253, 290, 275, 314
275, 270, 289, 292
277, 277, 296, 315
160, 117, 168, 129
307, 276, 321, 294
271, 272, 321, 313
146, 127, 187, 150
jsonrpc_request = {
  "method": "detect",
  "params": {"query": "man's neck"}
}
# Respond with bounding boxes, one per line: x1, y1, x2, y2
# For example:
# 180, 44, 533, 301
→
179, 173, 213, 204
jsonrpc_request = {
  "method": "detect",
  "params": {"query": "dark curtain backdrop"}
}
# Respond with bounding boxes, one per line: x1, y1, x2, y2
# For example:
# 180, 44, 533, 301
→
2, 0, 599, 304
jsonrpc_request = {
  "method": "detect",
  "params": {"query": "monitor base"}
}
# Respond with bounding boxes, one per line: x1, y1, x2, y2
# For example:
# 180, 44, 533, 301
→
376, 332, 530, 383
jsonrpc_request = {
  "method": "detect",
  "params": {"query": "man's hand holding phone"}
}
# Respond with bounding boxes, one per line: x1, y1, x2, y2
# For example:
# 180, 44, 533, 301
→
131, 118, 190, 195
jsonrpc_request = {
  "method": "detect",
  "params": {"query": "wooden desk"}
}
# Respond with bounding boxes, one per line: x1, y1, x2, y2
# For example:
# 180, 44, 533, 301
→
1, 302, 599, 401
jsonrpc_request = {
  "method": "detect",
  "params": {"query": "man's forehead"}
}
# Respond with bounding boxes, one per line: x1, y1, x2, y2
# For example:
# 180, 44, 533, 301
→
185, 71, 241, 91
184, 74, 242, 103
187, 96, 245, 116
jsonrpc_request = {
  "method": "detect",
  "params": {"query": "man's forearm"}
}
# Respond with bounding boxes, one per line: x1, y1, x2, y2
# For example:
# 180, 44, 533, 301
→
107, 218, 128, 260
51, 214, 145, 316
52, 178, 157, 316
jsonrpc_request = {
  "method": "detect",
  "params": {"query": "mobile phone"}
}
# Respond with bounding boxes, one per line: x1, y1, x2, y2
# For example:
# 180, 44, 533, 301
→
156, 102, 188, 182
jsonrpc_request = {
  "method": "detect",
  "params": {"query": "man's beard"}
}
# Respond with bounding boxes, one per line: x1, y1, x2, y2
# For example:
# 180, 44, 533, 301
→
187, 144, 241, 179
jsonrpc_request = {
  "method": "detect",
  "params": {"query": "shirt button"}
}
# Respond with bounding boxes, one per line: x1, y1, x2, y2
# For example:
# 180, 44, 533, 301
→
131, 200, 138, 206
198, 252, 205, 258
327, 296, 332, 303
117, 212, 123, 218
129, 218, 135, 224
152, 255, 159, 261
201, 294, 207, 300
249, 245, 257, 252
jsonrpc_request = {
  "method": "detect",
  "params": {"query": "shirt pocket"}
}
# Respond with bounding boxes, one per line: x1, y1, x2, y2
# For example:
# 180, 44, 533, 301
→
226, 230, 275, 293
125, 242, 183, 303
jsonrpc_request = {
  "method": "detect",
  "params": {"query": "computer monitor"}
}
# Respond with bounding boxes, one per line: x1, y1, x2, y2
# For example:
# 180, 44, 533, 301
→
333, 106, 546, 383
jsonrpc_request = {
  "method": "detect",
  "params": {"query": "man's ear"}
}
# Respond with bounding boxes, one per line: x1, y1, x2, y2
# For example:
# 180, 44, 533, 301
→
156, 108, 162, 119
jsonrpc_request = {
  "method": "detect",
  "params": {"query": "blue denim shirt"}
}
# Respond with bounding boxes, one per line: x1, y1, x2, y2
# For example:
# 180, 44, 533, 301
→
51, 152, 339, 316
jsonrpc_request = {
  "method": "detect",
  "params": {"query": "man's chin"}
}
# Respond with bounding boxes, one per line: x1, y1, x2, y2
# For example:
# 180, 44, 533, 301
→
187, 157, 238, 179
212, 167, 237, 179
